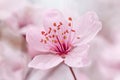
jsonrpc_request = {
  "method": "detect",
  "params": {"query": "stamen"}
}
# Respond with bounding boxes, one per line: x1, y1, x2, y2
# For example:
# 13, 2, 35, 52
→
66, 30, 69, 33
53, 22, 57, 26
57, 27, 60, 30
68, 23, 72, 27
77, 37, 80, 39
52, 35, 55, 38
59, 22, 63, 25
57, 25, 60, 27
54, 29, 56, 33
68, 17, 72, 21
71, 29, 75, 32
48, 27, 52, 34
63, 36, 67, 39
45, 33, 48, 36
41, 31, 45, 35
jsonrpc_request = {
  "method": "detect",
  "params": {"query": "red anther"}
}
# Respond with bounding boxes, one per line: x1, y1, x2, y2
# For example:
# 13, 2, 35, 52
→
68, 17, 72, 21
68, 23, 71, 26
45, 33, 48, 36
54, 29, 56, 32
71, 29, 75, 32
57, 27, 60, 30
52, 35, 55, 38
77, 37, 80, 39
53, 22, 57, 26
41, 31, 45, 35
59, 22, 63, 25
66, 30, 69, 33
48, 27, 52, 33
57, 24, 61, 28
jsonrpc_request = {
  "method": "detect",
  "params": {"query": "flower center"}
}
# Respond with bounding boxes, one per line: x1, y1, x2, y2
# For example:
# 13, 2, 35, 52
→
40, 17, 80, 56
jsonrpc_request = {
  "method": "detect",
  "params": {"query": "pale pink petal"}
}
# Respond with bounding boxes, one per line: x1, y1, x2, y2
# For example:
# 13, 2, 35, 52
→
26, 27, 50, 52
0, 0, 28, 25
114, 74, 120, 80
0, 0, 28, 13
19, 25, 34, 35
28, 45, 49, 58
5, 6, 34, 30
65, 44, 90, 68
76, 72, 89, 80
73, 12, 102, 45
28, 54, 63, 70
42, 9, 67, 32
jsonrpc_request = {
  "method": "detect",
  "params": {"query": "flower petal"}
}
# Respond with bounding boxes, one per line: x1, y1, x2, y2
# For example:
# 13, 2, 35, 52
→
26, 27, 50, 52
0, 0, 28, 12
73, 12, 102, 45
42, 9, 67, 32
65, 44, 91, 68
28, 54, 63, 70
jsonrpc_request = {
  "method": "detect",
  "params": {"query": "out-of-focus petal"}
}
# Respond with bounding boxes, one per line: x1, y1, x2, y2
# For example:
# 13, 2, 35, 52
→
0, 0, 28, 13
28, 54, 63, 70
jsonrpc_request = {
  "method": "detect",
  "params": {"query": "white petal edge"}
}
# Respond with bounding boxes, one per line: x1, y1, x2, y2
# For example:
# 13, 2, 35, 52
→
28, 54, 63, 70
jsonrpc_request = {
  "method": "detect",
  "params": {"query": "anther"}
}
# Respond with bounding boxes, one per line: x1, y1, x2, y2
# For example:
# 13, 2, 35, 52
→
57, 27, 60, 30
68, 17, 72, 21
59, 22, 63, 25
54, 29, 56, 33
77, 37, 80, 39
41, 31, 45, 35
68, 23, 71, 27
71, 29, 75, 32
52, 35, 55, 38
63, 36, 67, 39
48, 27, 52, 34
53, 23, 57, 26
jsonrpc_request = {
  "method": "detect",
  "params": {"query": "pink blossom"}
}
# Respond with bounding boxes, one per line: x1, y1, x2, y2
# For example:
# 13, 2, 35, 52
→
26, 9, 102, 70
91, 31, 120, 80
5, 6, 43, 35
0, 41, 28, 80
0, 0, 28, 22
0, 0, 43, 35
97, 41, 120, 79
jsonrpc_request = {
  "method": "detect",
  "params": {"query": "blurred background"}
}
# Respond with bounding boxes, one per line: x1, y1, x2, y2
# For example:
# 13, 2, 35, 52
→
0, 0, 120, 80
